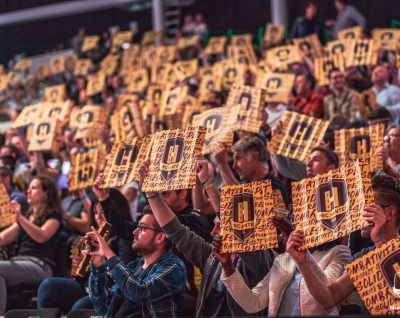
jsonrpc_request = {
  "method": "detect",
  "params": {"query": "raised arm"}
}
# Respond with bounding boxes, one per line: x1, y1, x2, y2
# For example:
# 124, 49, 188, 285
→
214, 142, 239, 186
287, 230, 354, 310
92, 175, 137, 240
192, 153, 220, 215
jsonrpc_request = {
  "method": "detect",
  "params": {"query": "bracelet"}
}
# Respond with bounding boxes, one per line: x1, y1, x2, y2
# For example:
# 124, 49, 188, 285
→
80, 194, 88, 200
203, 182, 214, 193
200, 177, 210, 186
146, 193, 159, 199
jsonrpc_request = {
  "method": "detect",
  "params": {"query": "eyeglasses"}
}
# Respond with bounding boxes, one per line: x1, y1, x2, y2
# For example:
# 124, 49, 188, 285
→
136, 224, 163, 233
332, 75, 344, 80
384, 134, 400, 142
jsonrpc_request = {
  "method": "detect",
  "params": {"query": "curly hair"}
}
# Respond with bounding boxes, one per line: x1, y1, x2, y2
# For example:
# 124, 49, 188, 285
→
26, 176, 62, 226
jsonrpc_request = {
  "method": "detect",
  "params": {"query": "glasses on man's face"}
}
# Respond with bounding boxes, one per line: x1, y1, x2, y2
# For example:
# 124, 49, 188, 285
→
384, 134, 400, 142
136, 224, 163, 234
332, 75, 344, 80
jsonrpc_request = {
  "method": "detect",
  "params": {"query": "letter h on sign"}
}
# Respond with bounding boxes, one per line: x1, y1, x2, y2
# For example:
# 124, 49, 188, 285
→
167, 145, 179, 164
238, 201, 249, 223
39, 125, 48, 137
357, 139, 368, 156
325, 187, 339, 212
206, 118, 216, 134
121, 148, 132, 166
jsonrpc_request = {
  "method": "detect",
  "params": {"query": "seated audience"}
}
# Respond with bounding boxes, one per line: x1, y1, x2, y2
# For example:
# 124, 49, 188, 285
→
137, 154, 275, 317
323, 68, 359, 123
86, 205, 186, 317
37, 189, 137, 315
282, 176, 400, 313
215, 137, 289, 206
0, 176, 62, 316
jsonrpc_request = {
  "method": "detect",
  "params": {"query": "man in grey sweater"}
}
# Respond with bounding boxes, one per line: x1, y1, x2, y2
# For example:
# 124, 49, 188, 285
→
326, 0, 366, 40
137, 154, 275, 317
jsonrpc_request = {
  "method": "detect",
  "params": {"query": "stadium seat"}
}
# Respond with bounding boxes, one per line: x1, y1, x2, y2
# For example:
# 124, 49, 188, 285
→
5, 308, 61, 318
66, 309, 101, 318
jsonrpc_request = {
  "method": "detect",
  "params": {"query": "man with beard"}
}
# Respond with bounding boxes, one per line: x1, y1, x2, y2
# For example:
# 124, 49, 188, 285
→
86, 206, 186, 318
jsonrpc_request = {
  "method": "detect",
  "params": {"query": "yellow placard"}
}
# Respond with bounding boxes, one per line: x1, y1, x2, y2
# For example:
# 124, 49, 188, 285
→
146, 84, 165, 112
268, 111, 329, 162
0, 75, 9, 90
69, 109, 81, 129
174, 59, 198, 81
74, 59, 91, 76
151, 63, 173, 84
159, 85, 188, 118
50, 56, 66, 74
70, 151, 98, 191
141, 45, 157, 68
346, 236, 400, 315
99, 55, 119, 76
220, 179, 278, 253
0, 184, 15, 229
65, 54, 78, 71
227, 45, 257, 65
141, 30, 161, 46
231, 34, 253, 46
255, 73, 295, 103
266, 45, 303, 71
221, 59, 247, 90
44, 84, 66, 103
117, 95, 147, 138
141, 126, 206, 192
293, 33, 322, 60
177, 36, 199, 49
41, 100, 71, 122
199, 75, 222, 98
181, 95, 206, 128
273, 189, 286, 210
204, 36, 227, 55
325, 39, 348, 57
126, 69, 149, 94
293, 159, 373, 249
226, 84, 266, 133
86, 73, 106, 96
264, 23, 285, 44
155, 46, 177, 63
101, 136, 153, 188
372, 28, 400, 51
347, 39, 378, 67
123, 44, 141, 59
112, 31, 133, 47
314, 55, 345, 86
37, 64, 49, 81
28, 118, 61, 151
338, 26, 363, 41
81, 36, 100, 52
334, 123, 384, 172
192, 105, 239, 154
199, 66, 214, 78
13, 104, 43, 128
74, 105, 108, 140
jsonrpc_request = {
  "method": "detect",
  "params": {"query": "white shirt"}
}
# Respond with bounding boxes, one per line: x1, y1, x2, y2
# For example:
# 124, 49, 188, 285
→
120, 181, 140, 221
266, 103, 287, 129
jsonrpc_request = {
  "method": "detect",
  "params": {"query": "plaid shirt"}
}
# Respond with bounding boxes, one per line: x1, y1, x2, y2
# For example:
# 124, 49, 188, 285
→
89, 249, 186, 318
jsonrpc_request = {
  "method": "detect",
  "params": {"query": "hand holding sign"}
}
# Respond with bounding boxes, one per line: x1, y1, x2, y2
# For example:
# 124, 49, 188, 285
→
92, 174, 109, 201
286, 230, 307, 264
194, 153, 209, 184
212, 235, 231, 264
85, 226, 114, 258
268, 216, 295, 239
137, 158, 150, 189
362, 203, 388, 246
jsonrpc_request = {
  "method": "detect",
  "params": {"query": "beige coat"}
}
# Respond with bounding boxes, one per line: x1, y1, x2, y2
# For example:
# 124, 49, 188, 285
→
323, 88, 359, 123
221, 245, 352, 317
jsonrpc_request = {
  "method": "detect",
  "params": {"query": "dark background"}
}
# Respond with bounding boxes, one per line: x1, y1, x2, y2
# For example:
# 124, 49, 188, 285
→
0, 0, 399, 64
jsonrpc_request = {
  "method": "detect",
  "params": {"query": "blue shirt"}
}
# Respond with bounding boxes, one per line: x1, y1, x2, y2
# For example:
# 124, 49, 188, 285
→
277, 268, 303, 317
89, 249, 187, 318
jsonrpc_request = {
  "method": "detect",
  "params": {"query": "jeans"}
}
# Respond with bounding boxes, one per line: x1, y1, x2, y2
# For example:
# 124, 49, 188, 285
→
0, 255, 53, 315
37, 277, 93, 314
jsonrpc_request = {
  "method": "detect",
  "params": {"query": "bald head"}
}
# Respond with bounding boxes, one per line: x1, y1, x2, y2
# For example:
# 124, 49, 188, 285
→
372, 65, 389, 86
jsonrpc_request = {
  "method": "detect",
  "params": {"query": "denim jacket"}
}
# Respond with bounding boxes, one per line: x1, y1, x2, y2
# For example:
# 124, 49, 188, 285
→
89, 250, 186, 318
